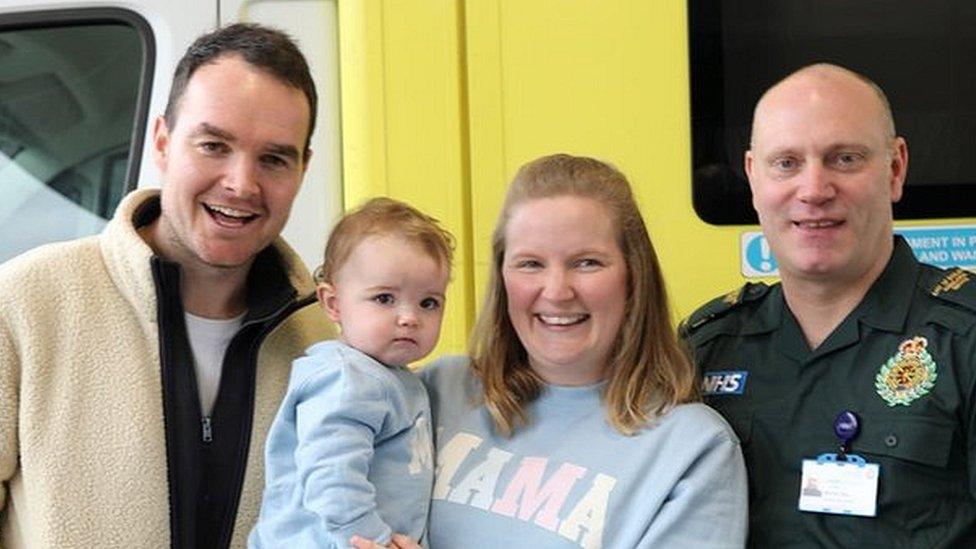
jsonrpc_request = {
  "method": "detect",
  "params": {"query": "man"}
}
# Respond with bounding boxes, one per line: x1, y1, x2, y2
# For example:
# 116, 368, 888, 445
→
684, 63, 976, 547
0, 24, 331, 548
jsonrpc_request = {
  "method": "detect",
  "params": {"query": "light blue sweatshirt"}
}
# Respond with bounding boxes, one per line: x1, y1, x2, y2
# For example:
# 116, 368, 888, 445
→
420, 356, 748, 549
250, 341, 433, 548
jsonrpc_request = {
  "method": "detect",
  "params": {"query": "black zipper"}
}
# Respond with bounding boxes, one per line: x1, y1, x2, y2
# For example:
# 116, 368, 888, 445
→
201, 293, 304, 448
201, 416, 213, 443
212, 293, 316, 549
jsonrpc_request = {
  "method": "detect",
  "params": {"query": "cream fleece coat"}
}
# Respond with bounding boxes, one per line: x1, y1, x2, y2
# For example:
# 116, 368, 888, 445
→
0, 190, 332, 548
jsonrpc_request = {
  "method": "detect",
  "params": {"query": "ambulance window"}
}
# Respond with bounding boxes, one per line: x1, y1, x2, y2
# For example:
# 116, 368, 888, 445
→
689, 0, 976, 225
0, 10, 152, 263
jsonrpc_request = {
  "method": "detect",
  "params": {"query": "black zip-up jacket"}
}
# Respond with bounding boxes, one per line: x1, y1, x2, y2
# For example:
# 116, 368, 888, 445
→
136, 207, 331, 548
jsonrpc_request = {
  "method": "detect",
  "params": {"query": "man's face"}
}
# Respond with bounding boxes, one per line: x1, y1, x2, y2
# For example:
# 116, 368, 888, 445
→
745, 70, 907, 284
151, 54, 311, 271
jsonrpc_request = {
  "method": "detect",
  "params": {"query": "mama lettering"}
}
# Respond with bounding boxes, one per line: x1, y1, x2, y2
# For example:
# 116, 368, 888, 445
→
433, 432, 617, 549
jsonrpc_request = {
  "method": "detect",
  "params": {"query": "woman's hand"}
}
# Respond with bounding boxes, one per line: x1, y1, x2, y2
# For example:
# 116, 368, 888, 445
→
350, 533, 421, 549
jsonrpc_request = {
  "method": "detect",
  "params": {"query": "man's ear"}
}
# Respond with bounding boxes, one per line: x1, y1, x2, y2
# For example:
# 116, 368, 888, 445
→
316, 282, 341, 323
889, 137, 908, 203
152, 116, 170, 173
744, 149, 759, 212
302, 148, 312, 176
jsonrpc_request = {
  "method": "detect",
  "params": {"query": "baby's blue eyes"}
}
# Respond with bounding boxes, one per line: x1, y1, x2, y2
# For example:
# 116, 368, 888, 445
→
370, 294, 441, 310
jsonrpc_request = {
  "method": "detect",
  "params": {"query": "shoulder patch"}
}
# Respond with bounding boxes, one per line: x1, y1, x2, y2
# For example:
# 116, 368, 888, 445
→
927, 268, 976, 313
680, 282, 771, 337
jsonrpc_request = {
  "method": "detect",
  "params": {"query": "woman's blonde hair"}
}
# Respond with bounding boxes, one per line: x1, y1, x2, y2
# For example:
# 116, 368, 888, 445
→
469, 154, 699, 436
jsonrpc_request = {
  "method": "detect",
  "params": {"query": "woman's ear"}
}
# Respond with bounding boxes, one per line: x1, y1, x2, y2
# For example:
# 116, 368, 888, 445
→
316, 283, 342, 323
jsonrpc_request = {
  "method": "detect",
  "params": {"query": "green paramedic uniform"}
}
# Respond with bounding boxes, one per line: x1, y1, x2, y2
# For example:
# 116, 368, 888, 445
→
683, 236, 976, 548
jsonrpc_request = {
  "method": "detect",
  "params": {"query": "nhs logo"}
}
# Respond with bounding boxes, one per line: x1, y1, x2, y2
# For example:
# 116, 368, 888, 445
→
703, 371, 748, 396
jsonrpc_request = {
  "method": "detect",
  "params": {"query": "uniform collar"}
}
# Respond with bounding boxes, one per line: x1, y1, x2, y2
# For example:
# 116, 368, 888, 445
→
775, 235, 917, 362
855, 235, 919, 333
741, 283, 786, 336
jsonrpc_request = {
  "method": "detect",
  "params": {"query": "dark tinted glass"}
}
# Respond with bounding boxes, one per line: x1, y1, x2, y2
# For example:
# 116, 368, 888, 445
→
0, 11, 151, 262
690, 0, 976, 224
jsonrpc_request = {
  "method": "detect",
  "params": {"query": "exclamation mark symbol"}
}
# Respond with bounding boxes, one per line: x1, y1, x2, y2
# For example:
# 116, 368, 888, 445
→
760, 237, 772, 272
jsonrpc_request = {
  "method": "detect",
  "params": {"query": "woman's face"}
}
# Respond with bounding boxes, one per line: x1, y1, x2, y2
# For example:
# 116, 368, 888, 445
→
502, 195, 628, 386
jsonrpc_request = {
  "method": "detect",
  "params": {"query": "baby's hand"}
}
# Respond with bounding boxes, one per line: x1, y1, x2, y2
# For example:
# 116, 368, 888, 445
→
350, 533, 421, 549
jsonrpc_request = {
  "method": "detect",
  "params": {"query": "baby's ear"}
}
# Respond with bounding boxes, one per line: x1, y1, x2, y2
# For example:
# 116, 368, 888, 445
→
316, 283, 342, 323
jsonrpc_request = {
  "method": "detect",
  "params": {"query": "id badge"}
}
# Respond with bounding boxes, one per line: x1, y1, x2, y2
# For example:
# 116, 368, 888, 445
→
798, 453, 880, 517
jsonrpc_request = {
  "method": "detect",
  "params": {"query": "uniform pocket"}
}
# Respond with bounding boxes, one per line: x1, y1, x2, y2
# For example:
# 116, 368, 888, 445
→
855, 412, 954, 468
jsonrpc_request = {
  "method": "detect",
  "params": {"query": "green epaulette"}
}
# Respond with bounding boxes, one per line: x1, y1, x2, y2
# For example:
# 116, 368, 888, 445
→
927, 267, 976, 313
680, 282, 771, 337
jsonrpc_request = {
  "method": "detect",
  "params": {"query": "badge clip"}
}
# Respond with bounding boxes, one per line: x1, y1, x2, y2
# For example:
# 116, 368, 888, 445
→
833, 410, 860, 459
816, 452, 867, 467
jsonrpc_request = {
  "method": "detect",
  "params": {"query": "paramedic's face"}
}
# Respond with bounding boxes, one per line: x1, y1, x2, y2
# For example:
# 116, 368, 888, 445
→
152, 54, 311, 270
745, 67, 907, 285
318, 235, 449, 366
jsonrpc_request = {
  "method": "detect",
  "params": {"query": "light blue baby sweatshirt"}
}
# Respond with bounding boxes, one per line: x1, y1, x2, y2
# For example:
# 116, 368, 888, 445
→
250, 341, 433, 548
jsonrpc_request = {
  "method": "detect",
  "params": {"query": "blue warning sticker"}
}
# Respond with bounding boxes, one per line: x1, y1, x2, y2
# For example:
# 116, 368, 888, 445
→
740, 225, 976, 278
741, 232, 778, 277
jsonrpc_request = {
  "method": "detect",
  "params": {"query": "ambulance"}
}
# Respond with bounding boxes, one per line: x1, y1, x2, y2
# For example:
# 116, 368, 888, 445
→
1, 0, 973, 354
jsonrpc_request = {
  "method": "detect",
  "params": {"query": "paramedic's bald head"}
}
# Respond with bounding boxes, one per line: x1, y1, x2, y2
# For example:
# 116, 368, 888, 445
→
750, 63, 897, 149
743, 62, 909, 289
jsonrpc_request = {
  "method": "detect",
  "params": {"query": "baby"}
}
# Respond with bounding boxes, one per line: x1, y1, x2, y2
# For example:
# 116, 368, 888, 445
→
250, 197, 454, 548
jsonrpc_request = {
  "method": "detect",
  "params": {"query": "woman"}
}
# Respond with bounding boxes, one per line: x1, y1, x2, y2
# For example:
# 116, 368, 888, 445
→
355, 154, 746, 548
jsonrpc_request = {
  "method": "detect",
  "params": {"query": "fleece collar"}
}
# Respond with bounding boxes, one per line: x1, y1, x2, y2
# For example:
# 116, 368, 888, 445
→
97, 189, 315, 325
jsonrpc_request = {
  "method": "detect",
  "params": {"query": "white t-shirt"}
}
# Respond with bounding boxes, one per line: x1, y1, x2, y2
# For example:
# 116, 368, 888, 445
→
184, 311, 245, 416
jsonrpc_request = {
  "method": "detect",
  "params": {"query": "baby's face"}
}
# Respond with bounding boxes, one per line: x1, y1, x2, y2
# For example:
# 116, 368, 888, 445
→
319, 234, 450, 365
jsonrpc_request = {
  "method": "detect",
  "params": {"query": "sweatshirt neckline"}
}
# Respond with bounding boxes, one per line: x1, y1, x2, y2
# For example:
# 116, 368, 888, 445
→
535, 380, 606, 410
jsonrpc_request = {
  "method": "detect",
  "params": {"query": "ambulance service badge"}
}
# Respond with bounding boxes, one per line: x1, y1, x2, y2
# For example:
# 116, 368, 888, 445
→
875, 336, 937, 407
